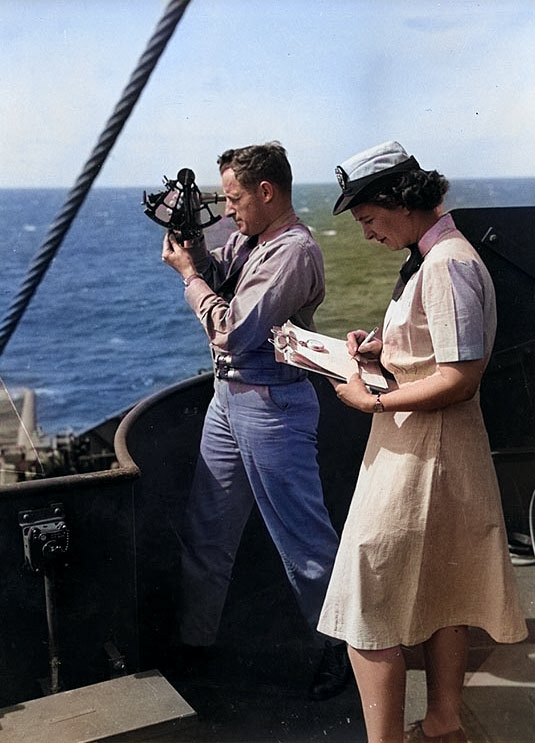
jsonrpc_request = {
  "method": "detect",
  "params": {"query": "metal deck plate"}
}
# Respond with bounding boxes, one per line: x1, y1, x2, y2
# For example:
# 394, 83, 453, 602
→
0, 669, 196, 743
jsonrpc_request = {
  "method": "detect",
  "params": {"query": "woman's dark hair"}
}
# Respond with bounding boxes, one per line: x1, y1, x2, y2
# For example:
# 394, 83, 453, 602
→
362, 169, 449, 211
217, 141, 293, 194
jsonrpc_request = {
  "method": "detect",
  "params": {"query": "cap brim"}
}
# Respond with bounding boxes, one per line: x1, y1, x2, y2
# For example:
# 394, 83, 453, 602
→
332, 156, 421, 215
333, 191, 360, 216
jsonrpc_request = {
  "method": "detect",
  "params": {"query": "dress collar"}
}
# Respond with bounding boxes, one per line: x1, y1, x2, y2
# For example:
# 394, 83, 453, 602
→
418, 212, 456, 257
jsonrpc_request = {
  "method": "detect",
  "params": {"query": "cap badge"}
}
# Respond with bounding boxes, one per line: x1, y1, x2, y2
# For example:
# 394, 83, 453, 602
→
335, 165, 348, 192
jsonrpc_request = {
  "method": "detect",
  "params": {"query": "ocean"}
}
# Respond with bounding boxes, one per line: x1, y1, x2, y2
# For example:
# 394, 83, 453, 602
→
1, 178, 534, 435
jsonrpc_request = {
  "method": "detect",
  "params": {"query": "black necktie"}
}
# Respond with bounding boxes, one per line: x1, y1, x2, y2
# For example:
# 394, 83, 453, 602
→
392, 243, 423, 301
217, 234, 258, 300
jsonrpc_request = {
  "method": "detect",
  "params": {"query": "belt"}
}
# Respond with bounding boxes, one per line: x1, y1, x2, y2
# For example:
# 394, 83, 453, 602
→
212, 352, 306, 384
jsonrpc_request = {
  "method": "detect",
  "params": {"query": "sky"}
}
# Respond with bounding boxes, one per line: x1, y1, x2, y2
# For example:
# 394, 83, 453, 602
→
1, 0, 534, 188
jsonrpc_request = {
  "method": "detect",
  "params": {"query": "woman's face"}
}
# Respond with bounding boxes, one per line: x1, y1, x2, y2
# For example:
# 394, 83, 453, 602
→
350, 203, 413, 251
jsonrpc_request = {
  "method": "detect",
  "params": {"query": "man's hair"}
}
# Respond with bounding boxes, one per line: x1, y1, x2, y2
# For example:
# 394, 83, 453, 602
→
217, 141, 293, 194
363, 169, 449, 211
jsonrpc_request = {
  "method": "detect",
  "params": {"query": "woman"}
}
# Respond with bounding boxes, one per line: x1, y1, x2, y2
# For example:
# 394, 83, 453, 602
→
317, 141, 527, 743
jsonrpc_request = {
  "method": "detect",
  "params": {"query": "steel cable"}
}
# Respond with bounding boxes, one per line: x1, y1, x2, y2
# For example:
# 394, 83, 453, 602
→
0, 0, 192, 357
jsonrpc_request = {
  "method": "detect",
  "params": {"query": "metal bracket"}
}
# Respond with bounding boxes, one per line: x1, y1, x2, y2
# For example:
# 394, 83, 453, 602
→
18, 503, 70, 573
104, 641, 128, 678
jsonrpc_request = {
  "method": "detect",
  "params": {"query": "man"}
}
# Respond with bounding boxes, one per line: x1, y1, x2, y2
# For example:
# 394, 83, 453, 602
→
162, 141, 349, 700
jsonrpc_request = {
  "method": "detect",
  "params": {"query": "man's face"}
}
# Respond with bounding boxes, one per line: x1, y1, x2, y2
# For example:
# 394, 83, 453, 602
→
221, 168, 269, 236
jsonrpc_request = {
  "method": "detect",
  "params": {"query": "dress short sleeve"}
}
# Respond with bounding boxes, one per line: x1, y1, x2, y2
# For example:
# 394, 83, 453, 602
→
422, 246, 492, 363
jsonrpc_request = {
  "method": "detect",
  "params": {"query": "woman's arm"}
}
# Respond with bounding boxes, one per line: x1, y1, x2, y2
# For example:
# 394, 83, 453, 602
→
334, 358, 487, 414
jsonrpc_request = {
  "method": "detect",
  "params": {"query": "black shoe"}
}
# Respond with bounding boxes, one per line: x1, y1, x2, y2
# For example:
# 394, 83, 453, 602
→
308, 640, 351, 701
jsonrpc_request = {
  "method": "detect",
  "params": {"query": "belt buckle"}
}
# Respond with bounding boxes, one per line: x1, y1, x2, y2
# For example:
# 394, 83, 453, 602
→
215, 354, 232, 379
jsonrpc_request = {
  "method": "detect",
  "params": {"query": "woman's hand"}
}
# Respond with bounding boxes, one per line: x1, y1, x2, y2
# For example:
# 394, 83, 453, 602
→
162, 231, 196, 278
346, 328, 382, 361
333, 372, 376, 413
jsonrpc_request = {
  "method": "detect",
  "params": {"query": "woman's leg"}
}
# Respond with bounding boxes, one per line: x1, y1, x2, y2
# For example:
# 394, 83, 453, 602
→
421, 626, 469, 736
348, 644, 406, 743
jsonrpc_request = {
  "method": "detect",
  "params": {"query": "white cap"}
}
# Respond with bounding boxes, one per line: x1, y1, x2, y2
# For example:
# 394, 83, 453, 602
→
333, 141, 421, 215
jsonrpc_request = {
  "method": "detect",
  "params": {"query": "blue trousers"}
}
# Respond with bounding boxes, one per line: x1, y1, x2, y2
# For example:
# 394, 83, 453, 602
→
179, 376, 340, 646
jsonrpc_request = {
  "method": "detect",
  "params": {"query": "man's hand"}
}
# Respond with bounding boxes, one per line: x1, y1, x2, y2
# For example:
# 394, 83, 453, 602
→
161, 231, 196, 278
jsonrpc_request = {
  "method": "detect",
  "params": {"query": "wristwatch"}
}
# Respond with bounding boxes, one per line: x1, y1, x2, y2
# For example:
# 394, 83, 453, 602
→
373, 392, 385, 413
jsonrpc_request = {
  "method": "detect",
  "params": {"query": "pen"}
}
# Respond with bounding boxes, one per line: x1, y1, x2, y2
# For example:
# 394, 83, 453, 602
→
360, 326, 379, 347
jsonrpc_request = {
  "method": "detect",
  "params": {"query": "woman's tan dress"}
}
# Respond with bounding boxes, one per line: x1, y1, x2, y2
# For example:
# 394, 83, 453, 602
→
318, 215, 527, 649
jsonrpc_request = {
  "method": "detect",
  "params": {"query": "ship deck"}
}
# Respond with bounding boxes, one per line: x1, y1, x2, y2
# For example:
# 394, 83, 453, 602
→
157, 514, 534, 743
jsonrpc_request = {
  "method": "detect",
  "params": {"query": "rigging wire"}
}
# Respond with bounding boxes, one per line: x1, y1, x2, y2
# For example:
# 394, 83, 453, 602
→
0, 377, 45, 480
0, 0, 192, 358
